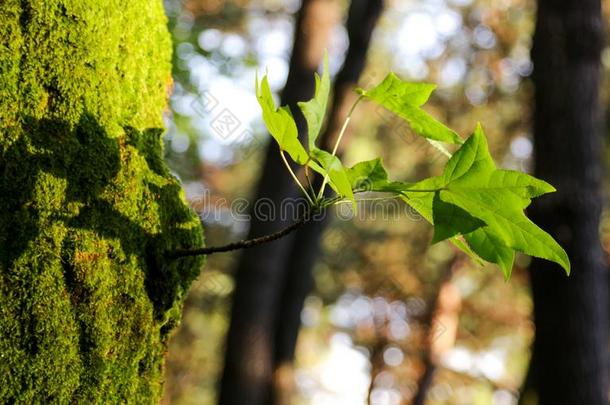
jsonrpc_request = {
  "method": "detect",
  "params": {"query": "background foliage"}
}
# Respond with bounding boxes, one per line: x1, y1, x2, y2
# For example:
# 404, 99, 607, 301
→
160, 0, 610, 403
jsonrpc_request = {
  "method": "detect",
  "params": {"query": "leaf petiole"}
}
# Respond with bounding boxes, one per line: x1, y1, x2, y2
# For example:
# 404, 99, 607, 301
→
317, 95, 364, 200
281, 150, 315, 206
304, 164, 316, 196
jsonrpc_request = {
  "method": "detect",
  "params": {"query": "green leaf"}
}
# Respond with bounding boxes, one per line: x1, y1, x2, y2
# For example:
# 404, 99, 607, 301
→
256, 73, 309, 164
253, 66, 568, 279
396, 182, 492, 269
449, 236, 487, 267
395, 175, 442, 221
298, 53, 331, 151
357, 73, 462, 144
346, 158, 419, 195
463, 228, 515, 279
358, 73, 436, 106
399, 180, 515, 277
431, 192, 485, 244
311, 148, 355, 205
346, 158, 389, 190
307, 159, 325, 177
401, 124, 570, 275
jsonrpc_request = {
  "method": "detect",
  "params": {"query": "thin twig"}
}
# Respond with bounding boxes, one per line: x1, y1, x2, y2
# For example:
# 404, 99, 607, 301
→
167, 213, 311, 258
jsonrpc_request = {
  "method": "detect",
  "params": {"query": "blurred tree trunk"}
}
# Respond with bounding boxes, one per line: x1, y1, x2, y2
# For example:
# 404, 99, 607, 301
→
0, 1, 203, 402
411, 262, 460, 405
527, 0, 609, 403
218, 1, 338, 404
218, 1, 385, 403
271, 0, 383, 401
366, 337, 388, 404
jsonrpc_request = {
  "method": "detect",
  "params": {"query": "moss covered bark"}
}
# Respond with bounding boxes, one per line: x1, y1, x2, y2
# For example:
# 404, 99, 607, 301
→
0, 1, 204, 402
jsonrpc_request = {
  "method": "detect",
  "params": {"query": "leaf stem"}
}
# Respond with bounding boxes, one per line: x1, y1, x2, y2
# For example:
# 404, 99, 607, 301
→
317, 95, 364, 199
335, 195, 403, 204
281, 150, 315, 205
352, 188, 443, 194
401, 188, 443, 193
320, 195, 343, 208
168, 186, 442, 259
331, 95, 363, 156
304, 165, 316, 195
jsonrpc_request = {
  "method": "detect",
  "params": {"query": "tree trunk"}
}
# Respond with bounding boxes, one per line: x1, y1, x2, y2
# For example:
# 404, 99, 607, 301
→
528, 0, 609, 403
411, 263, 459, 405
272, 0, 384, 390
0, 1, 204, 402
218, 1, 338, 404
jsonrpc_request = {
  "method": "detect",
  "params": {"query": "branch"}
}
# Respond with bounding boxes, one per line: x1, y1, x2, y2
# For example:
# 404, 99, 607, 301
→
166, 213, 311, 259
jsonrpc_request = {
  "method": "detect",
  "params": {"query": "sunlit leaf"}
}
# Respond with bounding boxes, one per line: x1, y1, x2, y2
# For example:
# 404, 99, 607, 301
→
431, 193, 485, 244
357, 73, 462, 144
311, 148, 354, 205
298, 53, 331, 151
401, 124, 569, 274
346, 158, 419, 195
347, 158, 389, 190
463, 228, 515, 279
255, 66, 568, 279
256, 73, 309, 164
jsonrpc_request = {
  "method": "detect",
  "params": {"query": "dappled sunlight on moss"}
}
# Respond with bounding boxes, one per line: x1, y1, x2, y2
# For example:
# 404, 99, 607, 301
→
0, 1, 204, 402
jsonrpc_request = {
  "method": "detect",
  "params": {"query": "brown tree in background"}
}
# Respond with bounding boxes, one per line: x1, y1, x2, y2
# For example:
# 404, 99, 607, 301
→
218, 1, 339, 403
218, 1, 384, 403
272, 0, 384, 401
527, 0, 609, 403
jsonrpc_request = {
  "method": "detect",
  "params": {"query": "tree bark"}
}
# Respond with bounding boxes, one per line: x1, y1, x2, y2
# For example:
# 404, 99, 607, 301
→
527, 0, 609, 403
0, 1, 203, 402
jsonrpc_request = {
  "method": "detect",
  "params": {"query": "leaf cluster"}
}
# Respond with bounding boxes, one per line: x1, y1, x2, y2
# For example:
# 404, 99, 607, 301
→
256, 54, 569, 279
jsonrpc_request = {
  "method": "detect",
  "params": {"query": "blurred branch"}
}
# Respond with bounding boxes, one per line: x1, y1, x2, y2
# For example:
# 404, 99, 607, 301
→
166, 213, 310, 258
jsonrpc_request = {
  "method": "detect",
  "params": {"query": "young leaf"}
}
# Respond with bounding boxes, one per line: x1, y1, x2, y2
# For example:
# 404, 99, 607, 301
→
256, 73, 309, 164
402, 124, 570, 274
357, 73, 462, 144
311, 148, 355, 204
347, 158, 389, 190
346, 158, 418, 194
298, 53, 331, 151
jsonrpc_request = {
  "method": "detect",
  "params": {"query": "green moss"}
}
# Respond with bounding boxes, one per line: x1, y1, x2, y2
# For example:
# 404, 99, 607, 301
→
0, 1, 204, 402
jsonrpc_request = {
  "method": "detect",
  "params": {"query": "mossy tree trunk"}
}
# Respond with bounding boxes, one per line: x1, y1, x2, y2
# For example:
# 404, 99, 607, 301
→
0, 1, 204, 402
